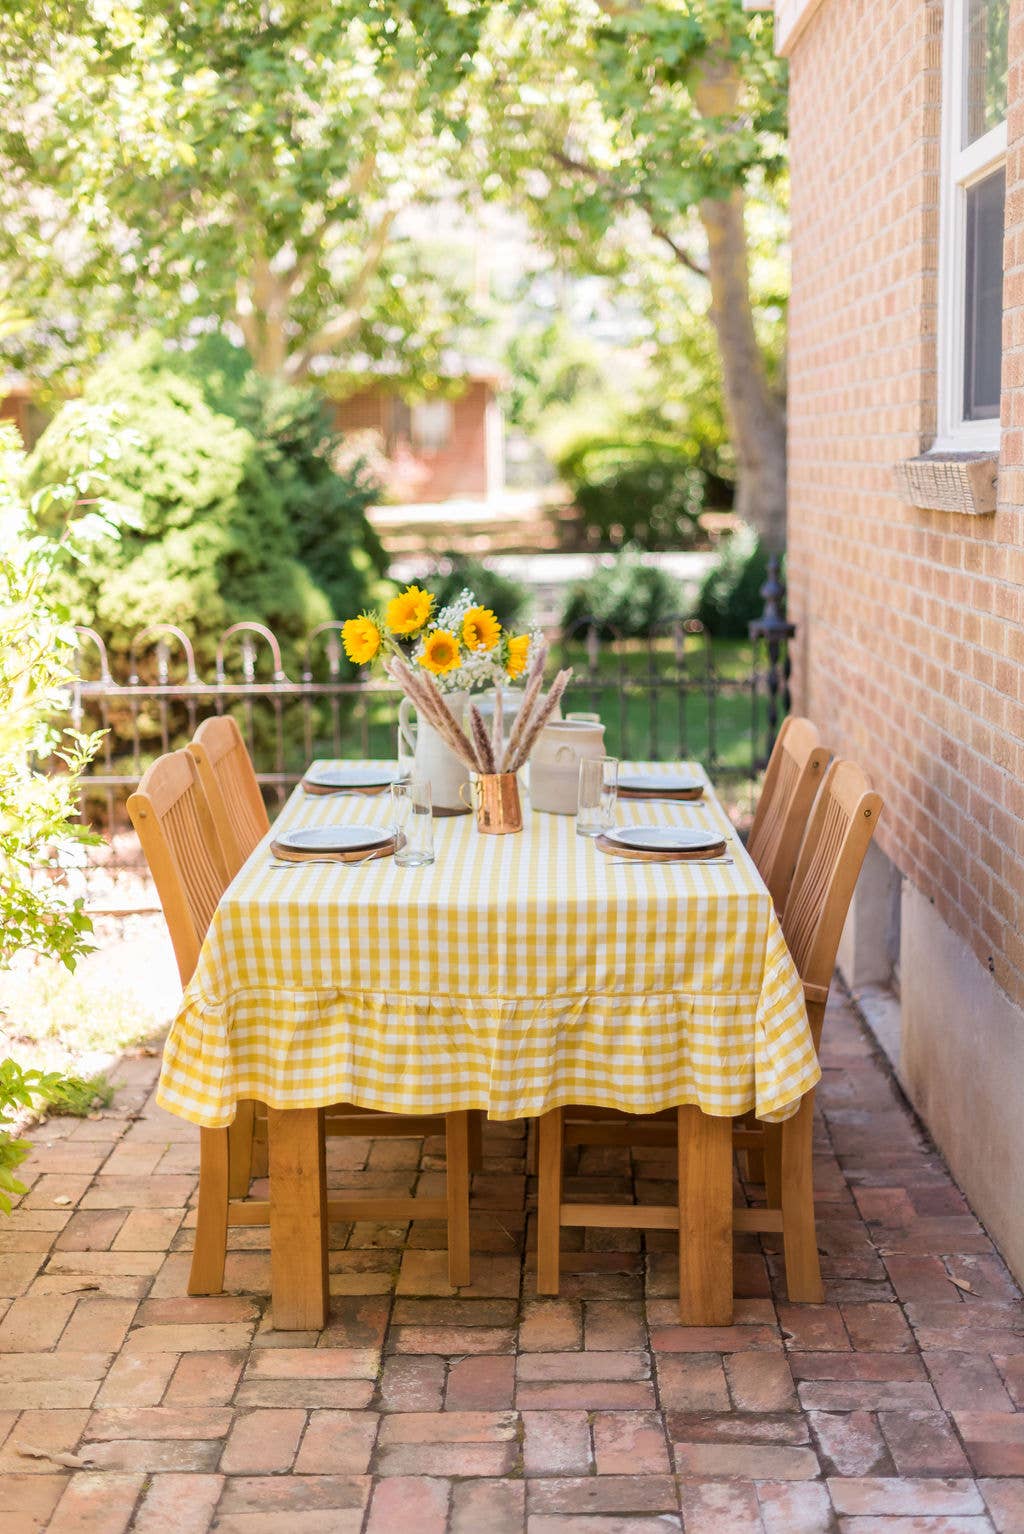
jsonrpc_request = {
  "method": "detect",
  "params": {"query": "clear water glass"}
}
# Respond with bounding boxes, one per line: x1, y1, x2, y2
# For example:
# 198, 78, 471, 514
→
392, 778, 434, 867
577, 756, 618, 838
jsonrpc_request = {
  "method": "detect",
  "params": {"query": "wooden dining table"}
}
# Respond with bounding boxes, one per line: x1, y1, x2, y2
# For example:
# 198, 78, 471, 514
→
157, 760, 819, 1328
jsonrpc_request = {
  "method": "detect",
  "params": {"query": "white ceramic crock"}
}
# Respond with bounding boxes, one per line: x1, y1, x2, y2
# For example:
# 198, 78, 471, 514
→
529, 718, 606, 815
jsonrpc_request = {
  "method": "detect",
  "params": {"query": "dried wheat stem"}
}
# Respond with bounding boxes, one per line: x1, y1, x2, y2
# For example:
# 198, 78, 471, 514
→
491, 685, 504, 773
504, 642, 548, 765
506, 667, 574, 773
469, 705, 496, 774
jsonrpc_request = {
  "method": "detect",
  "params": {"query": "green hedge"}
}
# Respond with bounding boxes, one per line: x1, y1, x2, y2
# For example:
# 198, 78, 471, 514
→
29, 336, 384, 676
695, 526, 771, 639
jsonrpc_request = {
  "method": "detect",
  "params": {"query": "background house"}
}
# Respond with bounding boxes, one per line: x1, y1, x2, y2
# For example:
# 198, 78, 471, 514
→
759, 0, 1024, 1275
333, 361, 506, 505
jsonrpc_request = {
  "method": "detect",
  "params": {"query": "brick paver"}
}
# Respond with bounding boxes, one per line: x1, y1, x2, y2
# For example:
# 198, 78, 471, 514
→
1, 992, 1022, 1531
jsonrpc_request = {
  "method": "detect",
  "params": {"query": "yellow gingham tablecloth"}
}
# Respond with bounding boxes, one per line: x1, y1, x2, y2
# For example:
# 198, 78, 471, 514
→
157, 762, 820, 1128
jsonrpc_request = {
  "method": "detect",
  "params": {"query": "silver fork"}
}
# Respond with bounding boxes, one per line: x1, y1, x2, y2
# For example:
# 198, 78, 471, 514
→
267, 848, 385, 870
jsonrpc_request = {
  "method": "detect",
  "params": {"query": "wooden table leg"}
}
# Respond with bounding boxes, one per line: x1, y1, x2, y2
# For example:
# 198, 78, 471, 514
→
445, 1111, 472, 1288
268, 1106, 328, 1330
536, 1108, 564, 1295
677, 1106, 733, 1325
189, 1126, 228, 1296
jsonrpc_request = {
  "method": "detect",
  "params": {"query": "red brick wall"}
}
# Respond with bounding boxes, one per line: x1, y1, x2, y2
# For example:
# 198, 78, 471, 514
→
785, 0, 1024, 1006
335, 382, 492, 503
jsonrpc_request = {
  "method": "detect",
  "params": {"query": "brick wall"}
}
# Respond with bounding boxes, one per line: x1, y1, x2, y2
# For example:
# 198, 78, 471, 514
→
785, 0, 1024, 1007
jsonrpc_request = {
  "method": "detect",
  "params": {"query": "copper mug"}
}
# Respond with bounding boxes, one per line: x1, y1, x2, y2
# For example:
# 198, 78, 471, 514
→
460, 772, 523, 834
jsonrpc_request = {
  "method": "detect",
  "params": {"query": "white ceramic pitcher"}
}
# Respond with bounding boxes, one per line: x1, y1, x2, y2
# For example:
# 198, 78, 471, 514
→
397, 690, 471, 812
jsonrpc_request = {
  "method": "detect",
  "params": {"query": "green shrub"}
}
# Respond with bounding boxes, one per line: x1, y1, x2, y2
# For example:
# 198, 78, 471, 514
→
561, 551, 685, 639
0, 409, 127, 1213
423, 556, 532, 631
29, 337, 334, 678
695, 526, 771, 639
180, 337, 386, 620
557, 437, 730, 551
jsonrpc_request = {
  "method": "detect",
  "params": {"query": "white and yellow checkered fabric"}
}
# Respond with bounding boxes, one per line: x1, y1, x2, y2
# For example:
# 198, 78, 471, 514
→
157, 762, 820, 1128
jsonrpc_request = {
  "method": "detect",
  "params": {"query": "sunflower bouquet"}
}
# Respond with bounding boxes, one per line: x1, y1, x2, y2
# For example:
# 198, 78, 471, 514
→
341, 583, 572, 789
342, 584, 536, 695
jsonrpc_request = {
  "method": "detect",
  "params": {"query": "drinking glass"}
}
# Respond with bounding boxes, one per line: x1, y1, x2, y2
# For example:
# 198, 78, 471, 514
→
577, 756, 618, 838
392, 778, 434, 867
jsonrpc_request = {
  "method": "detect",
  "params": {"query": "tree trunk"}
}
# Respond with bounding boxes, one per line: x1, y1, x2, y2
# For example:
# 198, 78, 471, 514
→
699, 189, 788, 553
692, 56, 788, 553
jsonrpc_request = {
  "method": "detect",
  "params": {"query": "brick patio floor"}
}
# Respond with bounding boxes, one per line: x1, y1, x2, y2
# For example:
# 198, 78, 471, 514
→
2, 990, 1024, 1533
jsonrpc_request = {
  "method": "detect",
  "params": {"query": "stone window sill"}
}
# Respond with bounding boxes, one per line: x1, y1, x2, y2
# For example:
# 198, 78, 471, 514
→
893, 453, 998, 516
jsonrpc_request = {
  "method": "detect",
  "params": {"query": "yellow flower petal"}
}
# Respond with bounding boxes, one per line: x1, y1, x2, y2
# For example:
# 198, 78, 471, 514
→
342, 616, 381, 666
461, 605, 501, 652
418, 628, 462, 676
505, 633, 530, 679
386, 584, 434, 636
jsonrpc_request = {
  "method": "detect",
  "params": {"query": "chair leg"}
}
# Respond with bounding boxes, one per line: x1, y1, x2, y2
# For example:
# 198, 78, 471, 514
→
780, 1093, 823, 1304
445, 1111, 472, 1288
536, 1108, 564, 1295
525, 1117, 538, 1177
678, 1106, 733, 1325
250, 1105, 269, 1179
740, 1111, 766, 1184
764, 1122, 783, 1210
227, 1099, 256, 1199
467, 1109, 484, 1174
189, 1127, 229, 1296
268, 1107, 329, 1330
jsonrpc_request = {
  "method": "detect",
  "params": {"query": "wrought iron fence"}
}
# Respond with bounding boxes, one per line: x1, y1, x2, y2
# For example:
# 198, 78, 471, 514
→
67, 611, 790, 830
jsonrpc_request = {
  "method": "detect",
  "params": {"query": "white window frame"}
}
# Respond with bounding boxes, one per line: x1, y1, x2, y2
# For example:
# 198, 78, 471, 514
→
934, 0, 1007, 453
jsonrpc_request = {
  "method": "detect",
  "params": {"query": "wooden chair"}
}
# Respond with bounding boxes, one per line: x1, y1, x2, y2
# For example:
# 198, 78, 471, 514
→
187, 714, 484, 1193
129, 750, 473, 1309
535, 758, 882, 1321
187, 714, 270, 878
747, 716, 829, 911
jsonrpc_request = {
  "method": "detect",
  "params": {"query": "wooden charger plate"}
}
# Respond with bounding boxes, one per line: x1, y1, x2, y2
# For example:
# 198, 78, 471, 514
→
302, 778, 389, 797
269, 834, 403, 865
618, 786, 704, 802
595, 833, 727, 863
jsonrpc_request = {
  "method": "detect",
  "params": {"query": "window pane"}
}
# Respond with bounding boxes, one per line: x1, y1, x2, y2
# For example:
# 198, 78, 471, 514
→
964, 167, 1005, 421
964, 0, 1009, 146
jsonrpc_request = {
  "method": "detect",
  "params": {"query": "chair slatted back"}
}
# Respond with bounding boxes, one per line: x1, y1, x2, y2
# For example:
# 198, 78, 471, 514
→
127, 750, 229, 986
747, 716, 829, 909
781, 758, 883, 1044
188, 715, 270, 879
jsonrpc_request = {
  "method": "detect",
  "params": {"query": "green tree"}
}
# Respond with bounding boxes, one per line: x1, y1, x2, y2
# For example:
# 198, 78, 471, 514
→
478, 0, 789, 549
0, 1, 492, 389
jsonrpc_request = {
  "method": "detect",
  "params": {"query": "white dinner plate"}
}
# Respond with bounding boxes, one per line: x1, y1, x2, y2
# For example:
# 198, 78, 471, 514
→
617, 773, 704, 795
606, 825, 724, 853
274, 825, 392, 854
303, 764, 402, 790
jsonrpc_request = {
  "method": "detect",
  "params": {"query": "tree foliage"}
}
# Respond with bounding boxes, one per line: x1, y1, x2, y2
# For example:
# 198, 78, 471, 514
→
476, 0, 789, 547
0, 0, 493, 388
0, 399, 130, 1212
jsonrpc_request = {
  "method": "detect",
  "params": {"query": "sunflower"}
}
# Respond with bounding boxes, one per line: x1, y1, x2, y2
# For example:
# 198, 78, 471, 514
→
461, 605, 501, 652
385, 584, 434, 636
341, 615, 382, 667
505, 633, 530, 679
418, 629, 462, 676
